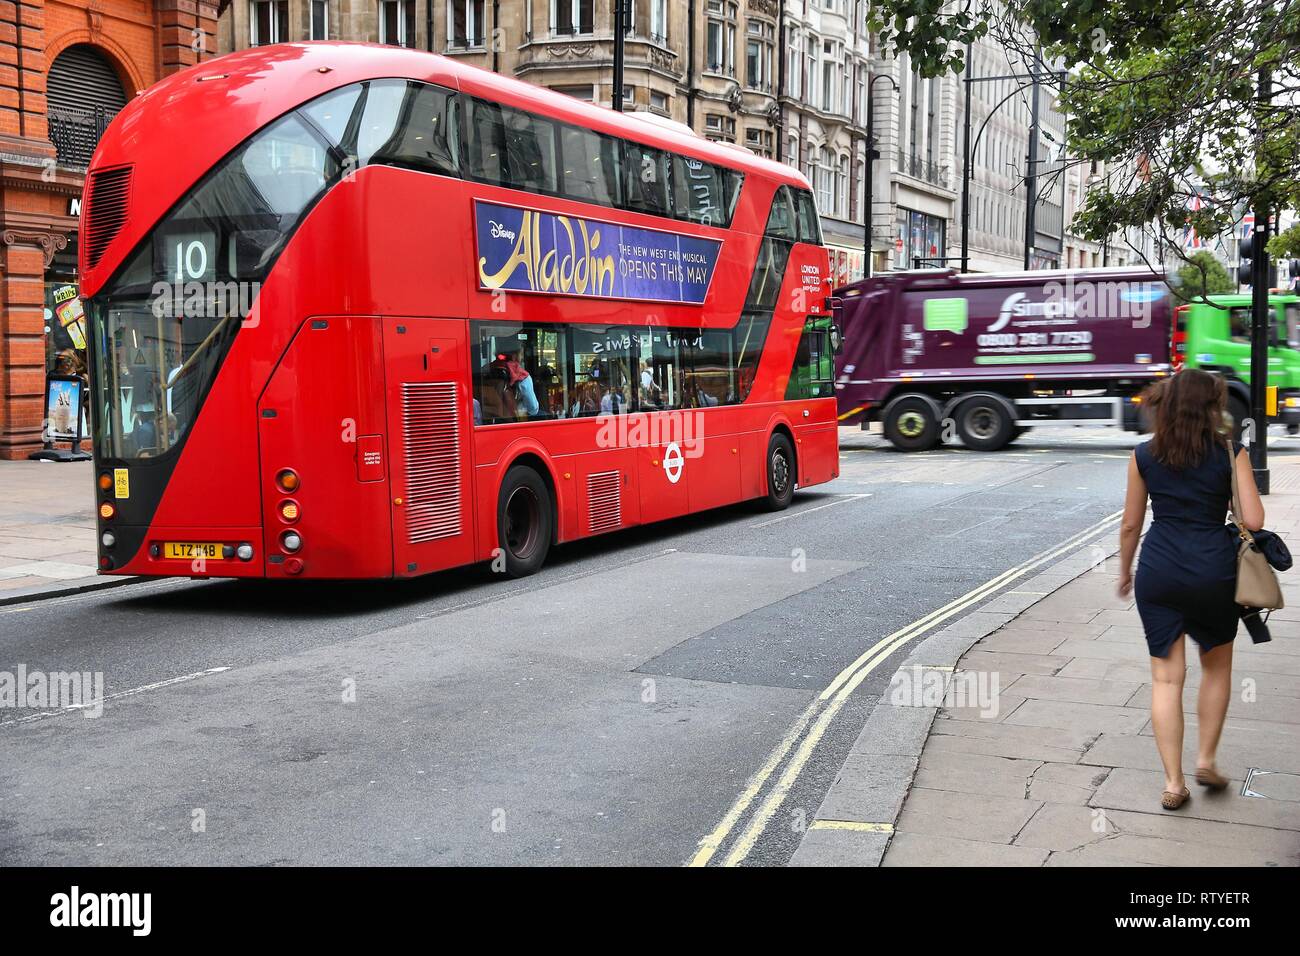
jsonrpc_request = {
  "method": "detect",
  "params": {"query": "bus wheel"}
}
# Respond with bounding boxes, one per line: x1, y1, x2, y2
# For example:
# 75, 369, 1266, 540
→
1227, 396, 1250, 443
497, 466, 553, 578
954, 396, 1014, 451
883, 395, 940, 451
760, 432, 796, 511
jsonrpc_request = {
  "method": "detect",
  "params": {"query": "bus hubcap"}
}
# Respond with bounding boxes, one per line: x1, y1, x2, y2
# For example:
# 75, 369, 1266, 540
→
772, 451, 789, 495
504, 488, 540, 558
897, 411, 926, 438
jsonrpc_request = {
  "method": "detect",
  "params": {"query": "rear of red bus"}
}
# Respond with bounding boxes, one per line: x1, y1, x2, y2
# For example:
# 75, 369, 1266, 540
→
81, 43, 838, 582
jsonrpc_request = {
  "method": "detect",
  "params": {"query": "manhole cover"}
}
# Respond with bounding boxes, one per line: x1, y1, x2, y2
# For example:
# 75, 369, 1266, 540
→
1241, 768, 1300, 800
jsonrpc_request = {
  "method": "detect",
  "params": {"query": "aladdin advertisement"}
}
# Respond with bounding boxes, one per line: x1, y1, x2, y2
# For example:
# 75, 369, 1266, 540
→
475, 200, 721, 305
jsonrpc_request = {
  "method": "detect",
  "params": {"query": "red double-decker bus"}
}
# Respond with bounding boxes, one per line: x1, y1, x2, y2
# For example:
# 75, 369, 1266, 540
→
82, 42, 839, 581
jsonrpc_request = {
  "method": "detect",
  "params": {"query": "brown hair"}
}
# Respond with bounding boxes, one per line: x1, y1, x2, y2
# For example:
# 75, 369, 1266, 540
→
1145, 368, 1229, 470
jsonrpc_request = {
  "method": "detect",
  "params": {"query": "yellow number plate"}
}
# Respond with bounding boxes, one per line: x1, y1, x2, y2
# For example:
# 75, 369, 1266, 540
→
163, 542, 222, 560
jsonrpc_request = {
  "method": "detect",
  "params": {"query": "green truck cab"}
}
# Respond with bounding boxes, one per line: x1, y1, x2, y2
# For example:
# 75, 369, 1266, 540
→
1175, 293, 1300, 431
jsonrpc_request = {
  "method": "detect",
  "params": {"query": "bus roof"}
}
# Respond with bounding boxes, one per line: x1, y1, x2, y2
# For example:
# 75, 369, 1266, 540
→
83, 42, 811, 294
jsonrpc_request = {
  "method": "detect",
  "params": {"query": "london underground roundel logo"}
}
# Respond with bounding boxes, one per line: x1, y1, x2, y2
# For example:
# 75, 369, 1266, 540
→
663, 442, 684, 484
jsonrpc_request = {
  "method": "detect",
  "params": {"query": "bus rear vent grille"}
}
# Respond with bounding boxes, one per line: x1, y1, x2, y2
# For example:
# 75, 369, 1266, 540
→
401, 381, 461, 543
84, 165, 132, 268
587, 470, 622, 534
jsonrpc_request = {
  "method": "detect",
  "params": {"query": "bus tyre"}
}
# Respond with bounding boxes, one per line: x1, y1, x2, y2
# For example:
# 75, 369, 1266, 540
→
496, 466, 553, 578
1227, 395, 1250, 443
761, 432, 796, 511
954, 396, 1014, 451
883, 395, 940, 451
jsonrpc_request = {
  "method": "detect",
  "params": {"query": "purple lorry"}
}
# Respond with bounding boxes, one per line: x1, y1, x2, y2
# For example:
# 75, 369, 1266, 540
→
832, 268, 1174, 451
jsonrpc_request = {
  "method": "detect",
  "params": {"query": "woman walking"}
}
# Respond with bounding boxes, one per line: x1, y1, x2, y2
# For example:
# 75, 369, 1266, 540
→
1117, 369, 1264, 810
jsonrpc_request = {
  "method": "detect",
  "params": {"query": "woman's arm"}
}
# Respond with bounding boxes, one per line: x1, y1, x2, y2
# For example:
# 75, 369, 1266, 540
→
1118, 452, 1148, 597
1235, 446, 1266, 531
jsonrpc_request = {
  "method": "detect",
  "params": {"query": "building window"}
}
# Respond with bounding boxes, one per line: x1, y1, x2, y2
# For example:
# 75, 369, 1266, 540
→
250, 0, 288, 45
380, 0, 416, 47
649, 0, 667, 43
821, 41, 838, 113
745, 20, 774, 92
450, 0, 486, 47
649, 90, 668, 114
805, 38, 817, 108
553, 0, 595, 36
745, 127, 772, 158
838, 154, 849, 217
310, 0, 329, 39
706, 0, 737, 76
704, 113, 736, 143
551, 84, 595, 101
787, 39, 801, 98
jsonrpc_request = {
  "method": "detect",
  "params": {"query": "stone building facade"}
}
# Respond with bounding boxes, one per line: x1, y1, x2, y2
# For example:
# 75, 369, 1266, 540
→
0, 0, 219, 459
215, 3, 1132, 289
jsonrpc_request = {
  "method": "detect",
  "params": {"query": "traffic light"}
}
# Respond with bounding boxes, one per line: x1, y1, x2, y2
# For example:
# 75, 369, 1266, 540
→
1238, 233, 1279, 287
1239, 235, 1254, 286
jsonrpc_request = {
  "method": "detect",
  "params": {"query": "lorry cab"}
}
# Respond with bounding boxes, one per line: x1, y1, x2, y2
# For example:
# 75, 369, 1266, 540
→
1178, 293, 1300, 431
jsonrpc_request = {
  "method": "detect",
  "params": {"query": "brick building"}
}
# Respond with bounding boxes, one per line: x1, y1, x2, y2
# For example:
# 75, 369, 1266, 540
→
0, 1, 218, 459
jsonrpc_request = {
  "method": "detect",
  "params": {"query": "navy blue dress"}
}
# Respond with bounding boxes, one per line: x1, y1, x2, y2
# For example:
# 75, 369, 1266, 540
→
1134, 439, 1241, 658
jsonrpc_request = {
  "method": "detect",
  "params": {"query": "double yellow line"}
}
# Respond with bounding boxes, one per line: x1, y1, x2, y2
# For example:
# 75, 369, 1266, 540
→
688, 510, 1122, 867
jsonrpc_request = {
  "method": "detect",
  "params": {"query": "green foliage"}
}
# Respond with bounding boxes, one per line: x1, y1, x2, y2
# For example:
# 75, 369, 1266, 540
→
1173, 250, 1235, 302
869, 0, 1299, 267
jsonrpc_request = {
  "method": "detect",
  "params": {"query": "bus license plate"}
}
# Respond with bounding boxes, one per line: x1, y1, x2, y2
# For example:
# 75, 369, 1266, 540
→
163, 542, 221, 560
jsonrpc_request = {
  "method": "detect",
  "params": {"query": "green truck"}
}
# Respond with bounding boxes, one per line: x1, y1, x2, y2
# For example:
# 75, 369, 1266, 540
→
1175, 292, 1300, 432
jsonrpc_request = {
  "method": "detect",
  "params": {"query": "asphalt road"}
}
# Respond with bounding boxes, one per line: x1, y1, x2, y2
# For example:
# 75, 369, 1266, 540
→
3, 424, 1294, 865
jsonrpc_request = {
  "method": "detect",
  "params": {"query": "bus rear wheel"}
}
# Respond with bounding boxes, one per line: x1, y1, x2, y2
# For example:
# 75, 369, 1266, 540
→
760, 432, 796, 511
496, 466, 553, 578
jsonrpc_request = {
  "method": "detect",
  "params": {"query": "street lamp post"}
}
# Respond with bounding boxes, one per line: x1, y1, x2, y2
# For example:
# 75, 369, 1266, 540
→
864, 73, 898, 279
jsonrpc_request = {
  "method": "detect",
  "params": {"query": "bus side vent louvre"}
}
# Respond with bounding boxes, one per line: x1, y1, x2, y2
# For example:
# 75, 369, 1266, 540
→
401, 381, 461, 543
586, 470, 622, 534
85, 165, 133, 268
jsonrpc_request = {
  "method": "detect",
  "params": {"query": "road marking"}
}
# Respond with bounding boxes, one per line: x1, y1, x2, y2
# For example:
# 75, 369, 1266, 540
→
750, 494, 873, 529
0, 666, 231, 729
808, 820, 894, 833
690, 510, 1121, 867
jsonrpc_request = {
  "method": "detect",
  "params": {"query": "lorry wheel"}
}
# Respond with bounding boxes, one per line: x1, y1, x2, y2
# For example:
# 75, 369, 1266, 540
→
1289, 424, 1299, 436
1227, 396, 1250, 443
883, 396, 940, 451
496, 466, 553, 578
954, 397, 1015, 451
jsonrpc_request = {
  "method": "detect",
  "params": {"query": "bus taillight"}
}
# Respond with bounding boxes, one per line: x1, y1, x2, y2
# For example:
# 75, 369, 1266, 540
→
276, 469, 300, 493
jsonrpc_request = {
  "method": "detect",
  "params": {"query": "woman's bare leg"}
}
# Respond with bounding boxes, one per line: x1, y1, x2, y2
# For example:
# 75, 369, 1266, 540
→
1196, 639, 1235, 773
1150, 635, 1188, 794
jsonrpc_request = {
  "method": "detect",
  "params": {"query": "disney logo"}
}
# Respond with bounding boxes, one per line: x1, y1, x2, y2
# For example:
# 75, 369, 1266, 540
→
489, 220, 517, 242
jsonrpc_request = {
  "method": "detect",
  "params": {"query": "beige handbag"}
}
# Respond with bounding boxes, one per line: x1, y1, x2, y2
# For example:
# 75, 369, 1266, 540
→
1228, 444, 1285, 610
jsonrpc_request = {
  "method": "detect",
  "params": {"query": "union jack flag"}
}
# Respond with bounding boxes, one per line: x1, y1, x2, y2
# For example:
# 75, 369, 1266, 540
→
1240, 211, 1255, 239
